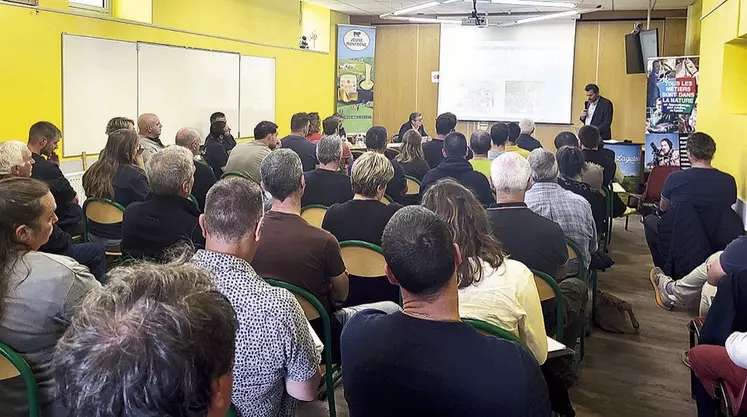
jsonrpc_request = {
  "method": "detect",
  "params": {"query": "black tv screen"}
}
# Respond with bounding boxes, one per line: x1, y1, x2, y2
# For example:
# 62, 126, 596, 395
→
625, 32, 644, 74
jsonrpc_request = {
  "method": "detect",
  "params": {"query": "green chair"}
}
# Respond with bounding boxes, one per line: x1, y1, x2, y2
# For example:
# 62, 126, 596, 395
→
188, 194, 199, 208
0, 341, 40, 417
463, 318, 529, 350
567, 238, 592, 358
339, 240, 401, 306
532, 269, 565, 345
380, 194, 394, 205
301, 205, 329, 229
265, 280, 337, 417
220, 171, 250, 180
82, 198, 126, 258
404, 176, 421, 196
226, 404, 238, 417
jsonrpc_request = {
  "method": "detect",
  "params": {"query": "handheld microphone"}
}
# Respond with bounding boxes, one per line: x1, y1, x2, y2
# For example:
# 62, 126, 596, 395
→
584, 101, 590, 110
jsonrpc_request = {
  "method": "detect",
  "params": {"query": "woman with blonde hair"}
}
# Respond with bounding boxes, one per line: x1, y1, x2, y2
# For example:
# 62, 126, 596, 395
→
105, 117, 135, 136
395, 129, 430, 181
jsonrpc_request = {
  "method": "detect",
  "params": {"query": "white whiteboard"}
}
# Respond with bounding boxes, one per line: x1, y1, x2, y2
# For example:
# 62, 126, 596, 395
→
62, 34, 138, 157
138, 43, 240, 144
438, 20, 577, 123
239, 55, 276, 138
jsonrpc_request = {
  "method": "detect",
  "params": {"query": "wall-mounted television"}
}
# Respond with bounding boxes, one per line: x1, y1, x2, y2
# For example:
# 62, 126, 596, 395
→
625, 28, 659, 74
639, 29, 660, 67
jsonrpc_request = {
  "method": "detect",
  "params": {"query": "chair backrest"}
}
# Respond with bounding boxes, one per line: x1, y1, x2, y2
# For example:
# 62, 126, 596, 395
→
83, 198, 126, 225
188, 194, 199, 207
643, 166, 680, 202
462, 318, 529, 350
566, 238, 588, 281
220, 171, 250, 180
531, 269, 565, 342
534, 275, 556, 302
0, 341, 40, 417
300, 205, 328, 228
339, 240, 386, 277
405, 176, 421, 196
380, 194, 394, 205
265, 280, 324, 324
384, 148, 400, 160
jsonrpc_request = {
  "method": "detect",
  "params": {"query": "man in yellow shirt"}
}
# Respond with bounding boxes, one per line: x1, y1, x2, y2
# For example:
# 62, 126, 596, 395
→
468, 130, 492, 181
505, 122, 531, 158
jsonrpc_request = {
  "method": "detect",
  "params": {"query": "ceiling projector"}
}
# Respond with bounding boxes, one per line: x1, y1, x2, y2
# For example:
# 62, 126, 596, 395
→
462, 15, 488, 27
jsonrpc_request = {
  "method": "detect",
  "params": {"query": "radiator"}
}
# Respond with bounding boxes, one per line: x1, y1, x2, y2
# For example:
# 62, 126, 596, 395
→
65, 171, 85, 207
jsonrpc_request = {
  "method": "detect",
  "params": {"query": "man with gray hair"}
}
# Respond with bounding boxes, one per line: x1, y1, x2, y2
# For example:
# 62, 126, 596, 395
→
525, 149, 598, 273
121, 145, 204, 260
252, 149, 399, 361
54, 261, 238, 417
302, 135, 353, 207
517, 118, 542, 151
191, 177, 322, 416
175, 127, 216, 212
0, 140, 34, 179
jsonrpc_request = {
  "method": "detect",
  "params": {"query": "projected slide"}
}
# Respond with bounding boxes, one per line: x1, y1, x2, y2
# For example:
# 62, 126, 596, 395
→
438, 20, 576, 123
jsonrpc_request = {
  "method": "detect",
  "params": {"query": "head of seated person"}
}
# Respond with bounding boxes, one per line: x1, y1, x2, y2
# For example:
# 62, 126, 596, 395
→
27, 121, 61, 158
0, 140, 34, 180
507, 122, 521, 145
105, 117, 135, 136
53, 261, 237, 417
0, 177, 56, 264
260, 149, 304, 209
421, 179, 504, 290
492, 152, 532, 203
687, 132, 717, 167
556, 146, 586, 181
83, 128, 143, 200
490, 122, 509, 149
307, 112, 321, 136
554, 131, 580, 150
578, 125, 602, 150
175, 127, 203, 157
365, 126, 388, 153
435, 112, 458, 138
519, 119, 535, 137
209, 121, 229, 143
442, 132, 469, 159
352, 152, 394, 200
290, 112, 311, 137
322, 116, 340, 137
528, 149, 559, 185
317, 135, 343, 171
146, 146, 196, 198
396, 130, 425, 164
469, 130, 491, 158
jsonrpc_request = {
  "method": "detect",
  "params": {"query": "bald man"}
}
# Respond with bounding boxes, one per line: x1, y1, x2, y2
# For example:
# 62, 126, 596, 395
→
176, 128, 216, 211
138, 113, 164, 163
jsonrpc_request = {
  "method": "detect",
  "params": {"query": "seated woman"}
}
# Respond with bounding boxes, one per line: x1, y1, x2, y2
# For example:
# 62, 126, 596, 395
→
394, 129, 430, 181
306, 112, 323, 143
322, 151, 402, 306
556, 146, 606, 233
82, 128, 150, 252
0, 178, 100, 416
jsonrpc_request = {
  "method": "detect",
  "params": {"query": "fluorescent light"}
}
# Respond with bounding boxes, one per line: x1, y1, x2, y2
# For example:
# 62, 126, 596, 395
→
442, 0, 461, 3
512, 9, 579, 24
392, 1, 440, 15
491, 0, 577, 8
384, 16, 462, 24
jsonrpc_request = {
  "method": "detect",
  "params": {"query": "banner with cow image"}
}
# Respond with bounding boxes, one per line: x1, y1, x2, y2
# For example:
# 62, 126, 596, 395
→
336, 25, 376, 134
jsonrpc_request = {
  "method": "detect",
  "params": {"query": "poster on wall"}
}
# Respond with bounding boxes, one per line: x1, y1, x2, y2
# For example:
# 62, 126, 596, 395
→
336, 25, 376, 134
646, 56, 699, 169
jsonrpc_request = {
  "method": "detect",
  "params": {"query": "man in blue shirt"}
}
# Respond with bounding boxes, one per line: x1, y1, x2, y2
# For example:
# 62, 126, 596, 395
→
341, 206, 550, 417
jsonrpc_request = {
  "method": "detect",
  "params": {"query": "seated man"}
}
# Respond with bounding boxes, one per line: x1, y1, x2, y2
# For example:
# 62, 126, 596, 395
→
526, 149, 598, 275
365, 126, 407, 203
690, 332, 747, 416
302, 135, 353, 207
579, 125, 623, 187
322, 116, 353, 174
54, 261, 237, 417
122, 146, 205, 260
650, 236, 747, 314
175, 127, 216, 212
28, 121, 83, 236
204, 121, 231, 180
420, 132, 494, 207
554, 131, 603, 189
280, 113, 318, 172
252, 150, 399, 360
0, 140, 106, 281
225, 121, 279, 185
341, 206, 550, 417
191, 177, 321, 416
488, 122, 509, 160
423, 112, 457, 168
645, 132, 738, 269
468, 130, 492, 180
488, 152, 588, 348
517, 118, 543, 151
505, 122, 531, 158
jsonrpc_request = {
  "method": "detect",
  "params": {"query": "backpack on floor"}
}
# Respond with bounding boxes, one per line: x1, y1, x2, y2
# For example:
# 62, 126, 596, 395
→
594, 291, 640, 334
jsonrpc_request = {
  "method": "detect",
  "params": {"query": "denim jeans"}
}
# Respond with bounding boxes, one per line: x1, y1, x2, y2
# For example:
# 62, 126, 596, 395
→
63, 243, 107, 282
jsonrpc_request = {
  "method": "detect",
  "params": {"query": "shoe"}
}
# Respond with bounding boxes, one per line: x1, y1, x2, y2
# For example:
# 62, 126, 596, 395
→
682, 350, 691, 368
649, 267, 675, 310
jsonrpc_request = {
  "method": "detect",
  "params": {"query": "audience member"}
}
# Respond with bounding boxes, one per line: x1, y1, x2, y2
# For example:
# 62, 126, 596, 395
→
526, 149, 598, 273
518, 119, 543, 151
302, 135, 353, 207
506, 122, 531, 157
422, 179, 546, 363
689, 332, 747, 416
209, 111, 236, 152
644, 132, 738, 269
332, 112, 347, 139
28, 121, 83, 236
423, 112, 457, 168
651, 236, 747, 314
105, 116, 135, 135
398, 112, 428, 140
53, 261, 235, 417
365, 126, 407, 202
578, 125, 617, 187
394, 129, 430, 181
281, 112, 318, 172
468, 130, 492, 180
341, 206, 550, 417
556, 146, 606, 232
121, 146, 204, 260
322, 116, 353, 173
488, 122, 510, 160
306, 112, 322, 143
252, 150, 399, 360
191, 177, 321, 416
421, 132, 494, 207
204, 120, 231, 179
554, 131, 603, 189
225, 121, 279, 184
0, 141, 106, 280
137, 113, 164, 163
175, 127, 216, 212
82, 128, 150, 251
0, 178, 100, 416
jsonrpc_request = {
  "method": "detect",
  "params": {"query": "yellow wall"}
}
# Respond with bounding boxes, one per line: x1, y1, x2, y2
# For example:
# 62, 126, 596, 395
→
373, 20, 686, 149
0, 0, 347, 150
686, 0, 702, 54
112, 0, 152, 24
302, 1, 332, 53
697, 0, 747, 200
